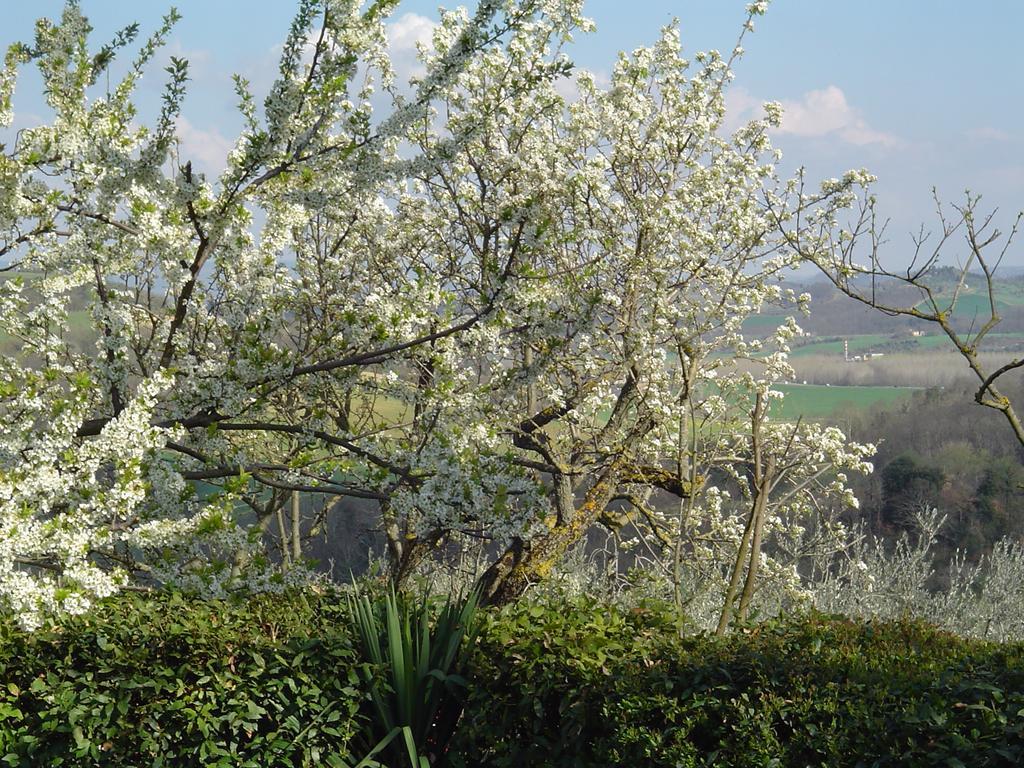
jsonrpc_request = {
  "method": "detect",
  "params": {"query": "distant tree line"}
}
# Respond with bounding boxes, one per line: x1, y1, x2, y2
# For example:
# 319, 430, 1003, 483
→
837, 382, 1024, 566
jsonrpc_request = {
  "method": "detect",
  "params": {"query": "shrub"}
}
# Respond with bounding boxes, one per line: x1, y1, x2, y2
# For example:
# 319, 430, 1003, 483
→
450, 598, 1024, 767
4, 592, 1024, 766
0, 592, 364, 767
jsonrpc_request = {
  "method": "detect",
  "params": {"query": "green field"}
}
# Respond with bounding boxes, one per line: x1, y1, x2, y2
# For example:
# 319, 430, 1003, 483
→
790, 334, 891, 357
914, 282, 1024, 315
944, 292, 1011, 314
772, 383, 918, 421
741, 313, 789, 331
0, 309, 95, 352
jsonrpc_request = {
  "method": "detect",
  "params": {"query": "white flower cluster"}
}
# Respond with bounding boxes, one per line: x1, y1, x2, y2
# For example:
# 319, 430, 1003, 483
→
0, 0, 894, 626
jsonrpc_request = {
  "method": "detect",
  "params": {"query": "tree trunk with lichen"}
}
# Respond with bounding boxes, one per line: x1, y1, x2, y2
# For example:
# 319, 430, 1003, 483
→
478, 461, 625, 607
477, 453, 700, 607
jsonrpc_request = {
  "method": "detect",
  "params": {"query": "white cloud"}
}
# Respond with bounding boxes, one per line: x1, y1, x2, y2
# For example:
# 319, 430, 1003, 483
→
723, 86, 760, 133
154, 40, 218, 89
387, 12, 436, 54
175, 117, 234, 176
386, 12, 436, 84
776, 85, 899, 148
551, 69, 610, 103
725, 84, 899, 148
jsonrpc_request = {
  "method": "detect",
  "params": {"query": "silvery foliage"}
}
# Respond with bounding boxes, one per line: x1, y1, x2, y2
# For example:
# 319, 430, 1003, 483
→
543, 506, 1024, 641
812, 507, 1024, 642
0, 0, 878, 628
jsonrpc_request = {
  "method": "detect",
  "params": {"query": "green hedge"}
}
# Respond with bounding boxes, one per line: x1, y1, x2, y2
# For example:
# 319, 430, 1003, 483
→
451, 599, 1024, 767
3, 593, 1024, 767
0, 592, 363, 767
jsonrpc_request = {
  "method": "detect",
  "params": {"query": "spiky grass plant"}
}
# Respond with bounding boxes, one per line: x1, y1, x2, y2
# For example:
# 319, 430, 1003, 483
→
348, 585, 480, 767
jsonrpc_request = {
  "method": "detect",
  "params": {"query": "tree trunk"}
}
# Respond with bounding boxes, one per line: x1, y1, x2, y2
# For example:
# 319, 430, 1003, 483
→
478, 461, 624, 607
291, 490, 302, 562
737, 461, 774, 623
715, 499, 758, 636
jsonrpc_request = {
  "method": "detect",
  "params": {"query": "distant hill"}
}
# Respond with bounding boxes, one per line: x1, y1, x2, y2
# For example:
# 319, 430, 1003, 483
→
746, 271, 1024, 338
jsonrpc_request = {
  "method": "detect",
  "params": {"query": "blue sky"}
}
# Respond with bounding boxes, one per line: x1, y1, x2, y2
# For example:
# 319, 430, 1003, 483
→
4, 1, 1023, 264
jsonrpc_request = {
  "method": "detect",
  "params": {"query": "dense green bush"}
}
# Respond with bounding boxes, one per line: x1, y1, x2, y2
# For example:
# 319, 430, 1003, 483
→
0, 592, 364, 767
451, 598, 1024, 767
3, 593, 1024, 766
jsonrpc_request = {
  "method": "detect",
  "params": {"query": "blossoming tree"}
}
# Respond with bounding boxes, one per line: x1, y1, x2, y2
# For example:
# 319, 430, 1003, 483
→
0, 0, 874, 627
